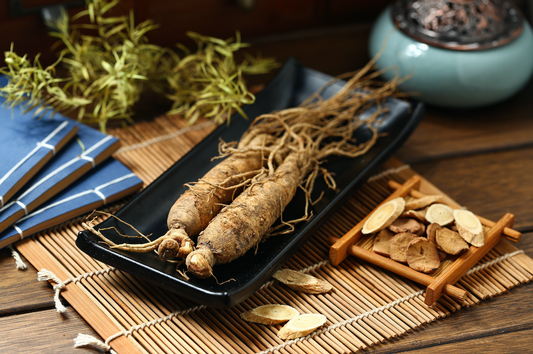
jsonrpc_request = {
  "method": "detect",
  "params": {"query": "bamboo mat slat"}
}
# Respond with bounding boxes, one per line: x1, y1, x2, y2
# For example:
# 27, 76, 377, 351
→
14, 115, 533, 354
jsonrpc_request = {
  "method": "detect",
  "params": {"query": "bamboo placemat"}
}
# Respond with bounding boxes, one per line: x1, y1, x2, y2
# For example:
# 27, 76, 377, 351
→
15, 114, 533, 354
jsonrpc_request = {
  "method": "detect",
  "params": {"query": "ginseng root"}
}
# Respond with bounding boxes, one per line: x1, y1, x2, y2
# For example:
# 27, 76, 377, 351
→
186, 152, 304, 278
103, 133, 276, 259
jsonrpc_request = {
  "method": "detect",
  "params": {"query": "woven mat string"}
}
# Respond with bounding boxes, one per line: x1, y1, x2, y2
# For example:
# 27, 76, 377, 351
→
9, 245, 27, 270
37, 267, 115, 313
73, 306, 205, 353
74, 333, 118, 354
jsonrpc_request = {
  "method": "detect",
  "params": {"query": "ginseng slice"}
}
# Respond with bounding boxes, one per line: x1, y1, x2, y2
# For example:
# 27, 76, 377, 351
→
404, 195, 443, 211
388, 232, 418, 263
240, 304, 299, 325
401, 208, 428, 223
278, 314, 327, 340
373, 229, 395, 257
425, 203, 454, 226
453, 209, 484, 246
406, 238, 440, 273
426, 223, 441, 246
273, 269, 332, 294
388, 217, 422, 234
435, 227, 469, 255
362, 197, 405, 234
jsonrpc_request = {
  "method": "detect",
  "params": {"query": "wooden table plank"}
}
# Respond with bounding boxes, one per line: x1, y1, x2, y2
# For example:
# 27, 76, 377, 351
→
365, 231, 533, 353
0, 307, 101, 354
397, 328, 533, 354
407, 147, 533, 231
396, 78, 533, 164
0, 248, 55, 316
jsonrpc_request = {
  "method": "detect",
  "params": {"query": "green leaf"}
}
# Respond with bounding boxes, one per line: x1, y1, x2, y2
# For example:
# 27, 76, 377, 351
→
101, 60, 113, 73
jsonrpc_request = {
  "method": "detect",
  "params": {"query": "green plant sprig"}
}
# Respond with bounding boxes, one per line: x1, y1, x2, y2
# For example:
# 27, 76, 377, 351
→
0, 0, 277, 132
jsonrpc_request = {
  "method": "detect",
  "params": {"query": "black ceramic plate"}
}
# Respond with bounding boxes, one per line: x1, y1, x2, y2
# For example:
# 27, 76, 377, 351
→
77, 58, 425, 308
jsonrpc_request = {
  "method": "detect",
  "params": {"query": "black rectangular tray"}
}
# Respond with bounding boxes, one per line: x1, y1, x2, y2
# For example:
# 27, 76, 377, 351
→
77, 58, 424, 308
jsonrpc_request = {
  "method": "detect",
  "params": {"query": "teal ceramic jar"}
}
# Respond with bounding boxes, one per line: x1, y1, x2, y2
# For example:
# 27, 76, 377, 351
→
369, 2, 533, 108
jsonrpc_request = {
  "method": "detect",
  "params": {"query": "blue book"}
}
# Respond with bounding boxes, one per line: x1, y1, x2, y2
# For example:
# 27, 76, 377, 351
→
0, 120, 121, 234
0, 158, 143, 249
0, 122, 120, 232
0, 78, 78, 206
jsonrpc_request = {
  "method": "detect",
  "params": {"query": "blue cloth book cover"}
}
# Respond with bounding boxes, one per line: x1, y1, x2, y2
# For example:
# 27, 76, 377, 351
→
0, 117, 121, 234
0, 158, 143, 249
0, 75, 78, 206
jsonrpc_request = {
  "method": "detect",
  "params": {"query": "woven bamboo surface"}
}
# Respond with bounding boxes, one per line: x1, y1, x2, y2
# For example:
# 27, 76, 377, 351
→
15, 114, 533, 354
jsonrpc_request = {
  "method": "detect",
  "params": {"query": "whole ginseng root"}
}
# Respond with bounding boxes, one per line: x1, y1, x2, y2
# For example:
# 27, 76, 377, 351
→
100, 134, 275, 259
186, 152, 303, 278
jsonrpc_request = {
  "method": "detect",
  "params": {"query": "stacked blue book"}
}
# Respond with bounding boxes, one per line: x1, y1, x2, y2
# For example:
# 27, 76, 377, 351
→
0, 77, 143, 249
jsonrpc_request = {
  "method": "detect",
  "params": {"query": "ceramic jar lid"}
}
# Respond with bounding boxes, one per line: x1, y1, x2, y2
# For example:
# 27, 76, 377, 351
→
392, 0, 524, 50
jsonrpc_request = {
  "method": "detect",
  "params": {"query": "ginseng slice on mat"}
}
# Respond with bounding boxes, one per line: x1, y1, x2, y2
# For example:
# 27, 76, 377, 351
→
362, 197, 405, 234
388, 232, 418, 263
388, 217, 422, 234
373, 229, 395, 257
401, 208, 428, 223
278, 314, 327, 340
453, 209, 484, 246
406, 238, 440, 273
426, 223, 441, 245
435, 227, 469, 255
425, 203, 454, 226
240, 304, 299, 325
404, 195, 443, 211
273, 269, 333, 294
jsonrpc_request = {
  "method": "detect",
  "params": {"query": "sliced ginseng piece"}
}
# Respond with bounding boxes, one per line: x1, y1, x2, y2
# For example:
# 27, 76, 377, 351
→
426, 223, 441, 245
404, 195, 416, 204
362, 197, 405, 234
426, 223, 448, 260
273, 269, 332, 294
426, 203, 454, 226
416, 222, 426, 236
406, 237, 440, 273
438, 250, 448, 261
278, 314, 327, 340
373, 229, 395, 257
404, 195, 443, 211
435, 227, 469, 255
401, 208, 428, 223
453, 209, 485, 247
240, 304, 299, 325
388, 232, 418, 263
388, 217, 422, 234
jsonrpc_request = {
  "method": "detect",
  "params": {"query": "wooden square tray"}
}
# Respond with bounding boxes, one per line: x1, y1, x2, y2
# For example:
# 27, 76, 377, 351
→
329, 175, 521, 306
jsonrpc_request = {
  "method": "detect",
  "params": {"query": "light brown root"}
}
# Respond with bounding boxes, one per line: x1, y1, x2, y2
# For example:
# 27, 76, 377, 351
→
97, 226, 152, 241
88, 210, 151, 241
84, 212, 195, 258
185, 248, 215, 279
157, 228, 194, 260
215, 276, 236, 285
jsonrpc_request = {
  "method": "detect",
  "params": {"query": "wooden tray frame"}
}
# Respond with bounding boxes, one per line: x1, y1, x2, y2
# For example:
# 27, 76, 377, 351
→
329, 175, 521, 306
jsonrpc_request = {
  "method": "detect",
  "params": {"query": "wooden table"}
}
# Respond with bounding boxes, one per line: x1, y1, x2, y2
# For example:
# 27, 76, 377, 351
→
1, 23, 532, 353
